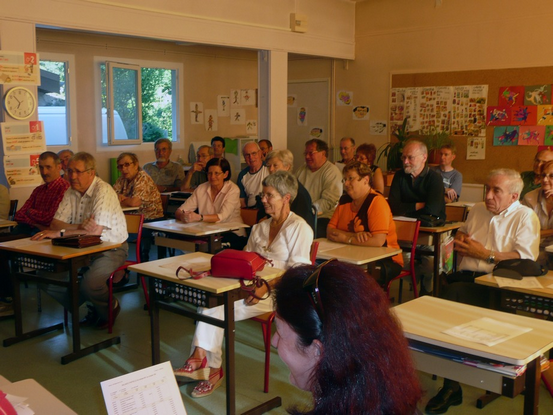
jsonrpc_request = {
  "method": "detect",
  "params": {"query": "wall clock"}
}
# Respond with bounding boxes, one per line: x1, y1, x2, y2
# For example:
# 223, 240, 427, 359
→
3, 86, 37, 120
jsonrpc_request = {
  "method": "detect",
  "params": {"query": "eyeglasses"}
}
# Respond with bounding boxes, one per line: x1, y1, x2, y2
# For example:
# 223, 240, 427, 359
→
207, 171, 224, 177
302, 259, 336, 321
116, 162, 134, 170
303, 150, 320, 157
342, 176, 361, 184
258, 192, 281, 200
401, 154, 421, 162
66, 168, 92, 176
243, 151, 259, 158
539, 173, 553, 180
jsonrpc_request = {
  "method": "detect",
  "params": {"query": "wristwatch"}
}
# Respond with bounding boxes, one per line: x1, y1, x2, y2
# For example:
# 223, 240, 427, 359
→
487, 249, 495, 264
200, 214, 204, 222
60, 229, 66, 237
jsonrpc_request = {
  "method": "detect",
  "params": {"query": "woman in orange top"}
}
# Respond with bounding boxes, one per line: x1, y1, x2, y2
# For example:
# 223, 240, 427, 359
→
327, 161, 403, 283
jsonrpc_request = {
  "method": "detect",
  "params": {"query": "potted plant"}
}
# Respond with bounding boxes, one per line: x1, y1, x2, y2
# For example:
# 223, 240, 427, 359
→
377, 117, 410, 172
422, 128, 452, 165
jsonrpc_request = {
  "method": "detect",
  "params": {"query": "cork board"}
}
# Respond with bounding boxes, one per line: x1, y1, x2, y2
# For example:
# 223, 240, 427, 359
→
392, 67, 553, 184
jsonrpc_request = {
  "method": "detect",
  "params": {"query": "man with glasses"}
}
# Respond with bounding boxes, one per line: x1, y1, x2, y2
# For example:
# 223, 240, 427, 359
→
520, 149, 553, 199
426, 169, 539, 414
181, 145, 213, 191
335, 137, 356, 172
237, 142, 269, 208
143, 138, 185, 192
32, 152, 129, 330
296, 139, 342, 237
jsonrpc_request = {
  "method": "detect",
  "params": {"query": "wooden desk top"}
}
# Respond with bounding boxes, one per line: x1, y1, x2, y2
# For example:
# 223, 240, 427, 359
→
0, 238, 122, 260
1, 379, 77, 414
129, 252, 284, 294
394, 296, 553, 365
475, 272, 553, 299
143, 219, 248, 236
0, 219, 17, 228
419, 221, 463, 233
315, 238, 401, 265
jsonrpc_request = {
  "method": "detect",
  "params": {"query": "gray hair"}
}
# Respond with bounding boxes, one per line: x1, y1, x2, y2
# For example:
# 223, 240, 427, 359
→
265, 149, 294, 169
404, 139, 428, 156
198, 145, 213, 156
242, 141, 260, 154
71, 152, 96, 171
154, 137, 172, 150
262, 170, 298, 203
487, 168, 523, 195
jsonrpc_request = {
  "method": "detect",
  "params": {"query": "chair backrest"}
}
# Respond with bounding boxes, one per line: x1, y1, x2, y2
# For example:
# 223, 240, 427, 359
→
160, 194, 169, 216
9, 200, 18, 221
125, 214, 144, 262
394, 219, 421, 251
445, 205, 467, 222
311, 205, 318, 239
240, 208, 259, 227
310, 241, 319, 265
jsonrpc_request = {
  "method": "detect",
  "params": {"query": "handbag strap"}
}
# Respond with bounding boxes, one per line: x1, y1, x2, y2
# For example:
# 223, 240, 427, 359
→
240, 276, 271, 300
175, 266, 210, 280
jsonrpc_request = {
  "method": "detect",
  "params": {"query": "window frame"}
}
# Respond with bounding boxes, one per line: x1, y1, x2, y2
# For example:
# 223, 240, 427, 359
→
39, 52, 78, 152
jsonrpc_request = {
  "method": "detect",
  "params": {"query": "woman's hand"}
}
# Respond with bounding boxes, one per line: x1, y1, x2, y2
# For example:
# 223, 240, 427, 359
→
327, 228, 350, 243
118, 194, 127, 203
356, 231, 372, 243
182, 211, 201, 223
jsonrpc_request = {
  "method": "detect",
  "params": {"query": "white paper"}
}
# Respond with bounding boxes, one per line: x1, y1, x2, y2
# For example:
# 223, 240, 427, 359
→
494, 276, 544, 289
101, 361, 187, 415
442, 317, 532, 347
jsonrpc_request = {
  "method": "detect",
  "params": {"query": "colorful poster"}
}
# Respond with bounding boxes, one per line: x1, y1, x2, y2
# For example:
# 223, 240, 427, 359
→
3, 153, 43, 186
309, 127, 324, 138
418, 86, 437, 134
518, 126, 544, 146
511, 105, 537, 125
537, 105, 553, 125
451, 85, 488, 136
498, 86, 524, 107
435, 86, 453, 133
353, 105, 369, 120
524, 85, 551, 105
545, 126, 553, 145
493, 126, 519, 146
287, 95, 297, 107
1, 121, 46, 155
0, 51, 40, 85
389, 87, 406, 133
297, 107, 307, 126
241, 89, 255, 106
404, 87, 420, 131
337, 90, 353, 106
486, 106, 510, 126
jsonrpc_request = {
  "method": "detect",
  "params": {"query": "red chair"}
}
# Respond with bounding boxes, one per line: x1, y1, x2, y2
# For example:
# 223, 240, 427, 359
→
387, 219, 421, 304
107, 214, 149, 333
250, 241, 319, 393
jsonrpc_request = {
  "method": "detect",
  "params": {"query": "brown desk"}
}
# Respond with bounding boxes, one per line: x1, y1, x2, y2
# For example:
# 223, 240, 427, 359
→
129, 252, 284, 415
0, 378, 77, 414
418, 221, 463, 296
315, 238, 401, 265
0, 219, 17, 229
0, 238, 122, 364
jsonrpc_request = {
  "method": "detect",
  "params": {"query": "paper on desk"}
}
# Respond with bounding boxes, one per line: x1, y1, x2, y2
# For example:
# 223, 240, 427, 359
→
101, 361, 187, 415
442, 317, 532, 347
4, 393, 34, 415
494, 276, 543, 289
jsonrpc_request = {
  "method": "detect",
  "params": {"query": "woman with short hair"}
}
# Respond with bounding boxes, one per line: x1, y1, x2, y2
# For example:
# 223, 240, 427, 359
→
355, 143, 385, 194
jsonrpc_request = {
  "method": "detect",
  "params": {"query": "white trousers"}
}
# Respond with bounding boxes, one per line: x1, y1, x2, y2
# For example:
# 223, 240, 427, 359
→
191, 296, 274, 368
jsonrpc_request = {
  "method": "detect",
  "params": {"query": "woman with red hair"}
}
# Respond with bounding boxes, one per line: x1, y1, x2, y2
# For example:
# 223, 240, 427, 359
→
355, 143, 385, 194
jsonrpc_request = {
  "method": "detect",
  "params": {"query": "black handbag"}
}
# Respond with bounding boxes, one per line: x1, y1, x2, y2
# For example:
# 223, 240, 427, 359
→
418, 214, 445, 227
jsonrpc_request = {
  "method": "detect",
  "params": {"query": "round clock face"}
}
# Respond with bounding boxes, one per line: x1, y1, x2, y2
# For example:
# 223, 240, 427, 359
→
3, 87, 37, 120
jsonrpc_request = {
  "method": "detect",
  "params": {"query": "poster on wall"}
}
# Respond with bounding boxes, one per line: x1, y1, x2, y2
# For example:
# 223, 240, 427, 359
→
230, 89, 241, 107
466, 137, 485, 160
0, 51, 40, 85
230, 108, 245, 125
297, 107, 308, 126
370, 120, 387, 135
1, 121, 46, 155
190, 102, 204, 124
3, 153, 43, 186
352, 105, 369, 120
217, 95, 229, 116
246, 119, 257, 135
204, 109, 218, 131
337, 90, 353, 106
241, 89, 256, 106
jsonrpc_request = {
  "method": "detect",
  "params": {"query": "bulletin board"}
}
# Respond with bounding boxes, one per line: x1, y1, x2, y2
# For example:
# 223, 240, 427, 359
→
392, 67, 553, 184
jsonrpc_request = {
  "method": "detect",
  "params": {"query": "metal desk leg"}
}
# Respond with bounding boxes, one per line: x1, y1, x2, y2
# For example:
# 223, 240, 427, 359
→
224, 290, 237, 415
150, 277, 161, 365
433, 236, 441, 297
524, 357, 540, 415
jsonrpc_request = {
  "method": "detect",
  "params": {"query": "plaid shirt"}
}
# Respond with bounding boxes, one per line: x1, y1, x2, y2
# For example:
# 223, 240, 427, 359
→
15, 176, 70, 227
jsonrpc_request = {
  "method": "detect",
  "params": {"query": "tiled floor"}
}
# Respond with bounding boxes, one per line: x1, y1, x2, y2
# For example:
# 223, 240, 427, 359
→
1, 267, 553, 414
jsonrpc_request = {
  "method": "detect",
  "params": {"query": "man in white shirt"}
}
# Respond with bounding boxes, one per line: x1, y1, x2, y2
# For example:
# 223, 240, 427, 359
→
33, 152, 129, 330
296, 139, 342, 236
425, 168, 540, 415
237, 142, 269, 208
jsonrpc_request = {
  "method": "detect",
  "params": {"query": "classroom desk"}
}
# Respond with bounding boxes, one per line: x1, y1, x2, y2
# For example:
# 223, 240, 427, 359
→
315, 238, 401, 265
417, 221, 463, 296
144, 219, 248, 256
129, 252, 284, 415
0, 378, 77, 414
0, 238, 122, 364
0, 219, 17, 229
121, 206, 139, 212
394, 296, 553, 415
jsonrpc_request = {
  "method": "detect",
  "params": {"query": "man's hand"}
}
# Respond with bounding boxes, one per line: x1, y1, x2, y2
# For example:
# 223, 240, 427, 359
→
79, 214, 104, 234
118, 194, 127, 203
445, 188, 458, 201
31, 230, 61, 240
454, 233, 488, 260
192, 161, 204, 173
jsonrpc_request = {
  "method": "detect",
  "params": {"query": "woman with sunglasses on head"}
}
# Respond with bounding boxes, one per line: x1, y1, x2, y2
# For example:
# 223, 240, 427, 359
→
175, 157, 247, 249
173, 170, 314, 398
272, 260, 422, 414
522, 159, 553, 266
327, 161, 403, 286
355, 143, 385, 194
113, 152, 163, 263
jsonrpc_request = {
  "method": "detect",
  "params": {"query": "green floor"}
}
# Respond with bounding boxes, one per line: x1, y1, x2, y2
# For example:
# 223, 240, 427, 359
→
1, 277, 552, 414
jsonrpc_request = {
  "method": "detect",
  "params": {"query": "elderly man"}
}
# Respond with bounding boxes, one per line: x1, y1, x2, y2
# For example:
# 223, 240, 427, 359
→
58, 149, 74, 182
520, 149, 553, 199
181, 145, 213, 191
237, 142, 269, 208
296, 139, 342, 236
389, 139, 446, 294
32, 152, 128, 330
211, 136, 225, 159
335, 136, 356, 172
143, 138, 185, 192
258, 139, 273, 161
425, 168, 540, 414
433, 144, 463, 203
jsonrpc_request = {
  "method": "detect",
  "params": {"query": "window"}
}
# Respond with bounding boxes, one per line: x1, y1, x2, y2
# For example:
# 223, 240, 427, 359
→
38, 56, 73, 147
101, 61, 178, 145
